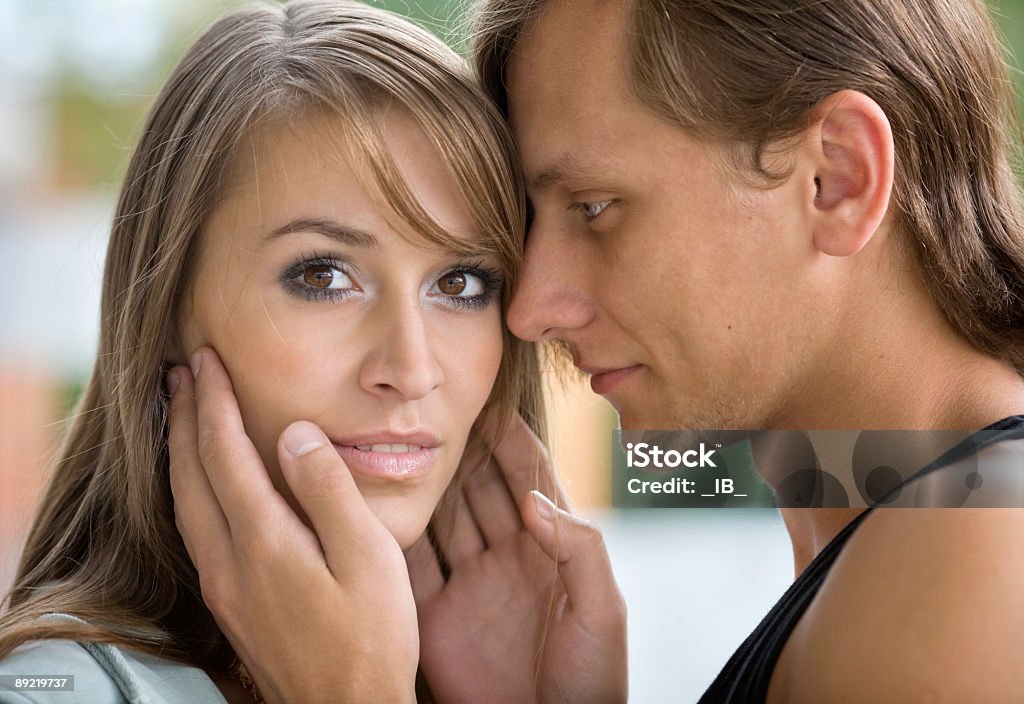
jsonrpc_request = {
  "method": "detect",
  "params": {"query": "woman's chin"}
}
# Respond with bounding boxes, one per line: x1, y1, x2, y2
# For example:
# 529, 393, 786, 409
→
360, 487, 448, 552
286, 489, 430, 548
368, 503, 431, 551
387, 521, 430, 552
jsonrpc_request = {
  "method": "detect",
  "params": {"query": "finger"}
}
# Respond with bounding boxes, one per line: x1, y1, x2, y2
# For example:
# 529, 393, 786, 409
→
405, 532, 444, 605
191, 347, 287, 532
166, 365, 231, 567
277, 420, 386, 572
436, 489, 486, 569
491, 414, 571, 510
521, 490, 622, 620
463, 457, 522, 546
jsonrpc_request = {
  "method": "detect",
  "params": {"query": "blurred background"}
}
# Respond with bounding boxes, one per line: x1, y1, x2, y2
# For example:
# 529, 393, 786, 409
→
1, 0, 1022, 700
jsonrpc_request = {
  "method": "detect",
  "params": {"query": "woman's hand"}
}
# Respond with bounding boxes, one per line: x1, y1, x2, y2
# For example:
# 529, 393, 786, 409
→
408, 415, 628, 704
166, 347, 418, 704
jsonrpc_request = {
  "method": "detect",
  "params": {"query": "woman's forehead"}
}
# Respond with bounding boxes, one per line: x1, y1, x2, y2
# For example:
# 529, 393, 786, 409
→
208, 111, 497, 256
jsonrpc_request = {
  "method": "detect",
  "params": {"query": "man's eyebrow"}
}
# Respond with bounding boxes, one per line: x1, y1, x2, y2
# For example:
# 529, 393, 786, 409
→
527, 154, 605, 194
530, 166, 564, 193
265, 218, 378, 248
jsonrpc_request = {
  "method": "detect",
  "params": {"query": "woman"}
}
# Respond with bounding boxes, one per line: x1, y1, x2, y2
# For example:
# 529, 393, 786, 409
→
0, 1, 552, 701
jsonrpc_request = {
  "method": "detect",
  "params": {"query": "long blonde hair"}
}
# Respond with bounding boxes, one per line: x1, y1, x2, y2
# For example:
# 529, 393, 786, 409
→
0, 0, 546, 675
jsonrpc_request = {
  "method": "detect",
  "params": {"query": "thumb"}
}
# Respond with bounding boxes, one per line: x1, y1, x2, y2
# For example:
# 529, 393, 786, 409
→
522, 490, 622, 618
278, 421, 384, 569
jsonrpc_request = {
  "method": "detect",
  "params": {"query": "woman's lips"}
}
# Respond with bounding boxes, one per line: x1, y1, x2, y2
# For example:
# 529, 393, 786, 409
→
333, 443, 436, 479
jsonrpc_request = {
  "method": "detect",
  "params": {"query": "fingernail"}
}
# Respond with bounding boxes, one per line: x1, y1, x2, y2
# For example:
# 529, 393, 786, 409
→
190, 350, 203, 376
284, 421, 325, 457
165, 370, 180, 396
531, 490, 556, 521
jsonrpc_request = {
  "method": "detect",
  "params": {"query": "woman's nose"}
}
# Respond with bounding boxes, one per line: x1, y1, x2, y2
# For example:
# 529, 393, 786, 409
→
358, 306, 445, 401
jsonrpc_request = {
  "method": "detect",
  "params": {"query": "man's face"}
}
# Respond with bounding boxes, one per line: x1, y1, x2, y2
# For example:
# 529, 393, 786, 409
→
506, 0, 830, 430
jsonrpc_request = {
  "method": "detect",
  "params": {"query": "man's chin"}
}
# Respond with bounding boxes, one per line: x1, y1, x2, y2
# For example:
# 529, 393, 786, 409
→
614, 400, 682, 430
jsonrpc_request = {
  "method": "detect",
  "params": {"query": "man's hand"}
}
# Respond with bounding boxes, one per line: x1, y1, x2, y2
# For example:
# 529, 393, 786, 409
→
408, 414, 628, 704
167, 347, 418, 704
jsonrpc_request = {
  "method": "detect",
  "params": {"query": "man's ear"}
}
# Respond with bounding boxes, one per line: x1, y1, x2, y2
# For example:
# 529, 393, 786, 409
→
804, 90, 894, 257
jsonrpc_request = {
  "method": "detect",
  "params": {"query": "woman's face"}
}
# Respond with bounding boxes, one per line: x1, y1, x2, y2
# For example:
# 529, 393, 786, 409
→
177, 110, 505, 549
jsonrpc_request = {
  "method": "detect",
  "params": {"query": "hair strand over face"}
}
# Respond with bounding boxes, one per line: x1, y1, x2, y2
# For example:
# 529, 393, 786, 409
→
0, 0, 548, 676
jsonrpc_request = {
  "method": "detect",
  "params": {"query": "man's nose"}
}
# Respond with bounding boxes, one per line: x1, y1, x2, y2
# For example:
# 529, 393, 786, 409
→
507, 223, 595, 342
359, 304, 445, 401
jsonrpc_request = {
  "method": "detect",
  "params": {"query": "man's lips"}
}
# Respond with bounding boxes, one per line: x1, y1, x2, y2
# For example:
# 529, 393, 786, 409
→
330, 431, 440, 479
579, 365, 642, 396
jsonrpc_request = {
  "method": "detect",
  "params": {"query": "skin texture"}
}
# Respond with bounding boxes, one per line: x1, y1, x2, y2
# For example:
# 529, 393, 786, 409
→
505, 1, 1024, 701
176, 110, 503, 549
169, 354, 419, 704
171, 359, 626, 704
169, 105, 626, 703
171, 0, 1024, 701
504, 0, 890, 432
407, 416, 626, 704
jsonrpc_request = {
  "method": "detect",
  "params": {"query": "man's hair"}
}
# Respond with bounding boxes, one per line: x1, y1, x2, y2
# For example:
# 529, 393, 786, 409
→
473, 0, 1024, 373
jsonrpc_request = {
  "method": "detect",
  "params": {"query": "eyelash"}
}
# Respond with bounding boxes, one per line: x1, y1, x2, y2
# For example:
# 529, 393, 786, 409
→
279, 252, 504, 310
570, 199, 616, 222
279, 253, 356, 303
440, 259, 505, 310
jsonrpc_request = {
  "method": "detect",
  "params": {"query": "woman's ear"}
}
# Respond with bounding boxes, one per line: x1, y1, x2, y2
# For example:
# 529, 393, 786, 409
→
805, 90, 895, 257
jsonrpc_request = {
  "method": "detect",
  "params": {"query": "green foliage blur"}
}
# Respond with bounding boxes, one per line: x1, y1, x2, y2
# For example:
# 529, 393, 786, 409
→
48, 0, 469, 193
47, 0, 1024, 195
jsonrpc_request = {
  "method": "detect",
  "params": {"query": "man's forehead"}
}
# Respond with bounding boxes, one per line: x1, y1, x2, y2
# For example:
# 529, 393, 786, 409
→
506, 0, 625, 94
506, 0, 635, 178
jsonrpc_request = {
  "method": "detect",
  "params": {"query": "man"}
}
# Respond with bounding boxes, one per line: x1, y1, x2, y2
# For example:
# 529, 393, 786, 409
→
169, 0, 1024, 701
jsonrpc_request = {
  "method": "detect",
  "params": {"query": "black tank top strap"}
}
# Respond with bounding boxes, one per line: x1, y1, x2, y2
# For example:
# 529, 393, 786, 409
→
697, 415, 1024, 703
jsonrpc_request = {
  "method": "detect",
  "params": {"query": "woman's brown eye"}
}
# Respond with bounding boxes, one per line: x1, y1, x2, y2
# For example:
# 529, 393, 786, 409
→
438, 271, 466, 295
304, 266, 334, 288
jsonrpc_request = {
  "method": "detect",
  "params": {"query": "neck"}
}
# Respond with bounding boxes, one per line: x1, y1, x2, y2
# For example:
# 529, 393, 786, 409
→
770, 251, 1024, 429
777, 507, 861, 576
768, 253, 1024, 572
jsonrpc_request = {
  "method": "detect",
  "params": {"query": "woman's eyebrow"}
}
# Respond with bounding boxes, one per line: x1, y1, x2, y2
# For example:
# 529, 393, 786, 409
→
265, 217, 379, 249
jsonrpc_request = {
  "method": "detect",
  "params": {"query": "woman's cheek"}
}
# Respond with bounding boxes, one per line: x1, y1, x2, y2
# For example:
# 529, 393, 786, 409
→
453, 310, 503, 397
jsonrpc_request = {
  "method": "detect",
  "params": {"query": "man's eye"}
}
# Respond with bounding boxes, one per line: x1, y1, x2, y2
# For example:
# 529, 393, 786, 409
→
574, 199, 614, 221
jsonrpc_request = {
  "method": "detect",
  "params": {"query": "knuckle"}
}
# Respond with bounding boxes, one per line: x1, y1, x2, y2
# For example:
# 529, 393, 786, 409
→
610, 588, 628, 618
234, 529, 268, 566
578, 518, 606, 548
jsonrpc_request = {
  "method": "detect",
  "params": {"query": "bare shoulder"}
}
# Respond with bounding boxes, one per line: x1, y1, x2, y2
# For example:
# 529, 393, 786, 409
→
779, 507, 1024, 702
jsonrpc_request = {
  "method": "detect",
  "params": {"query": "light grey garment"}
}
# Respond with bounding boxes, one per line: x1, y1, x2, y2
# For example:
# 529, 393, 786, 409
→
0, 616, 227, 704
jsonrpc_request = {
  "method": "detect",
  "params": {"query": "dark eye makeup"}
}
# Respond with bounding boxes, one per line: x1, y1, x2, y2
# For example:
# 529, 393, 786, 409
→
278, 251, 504, 310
